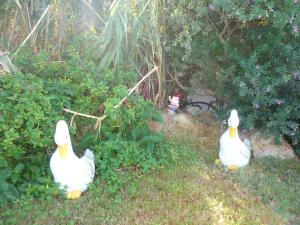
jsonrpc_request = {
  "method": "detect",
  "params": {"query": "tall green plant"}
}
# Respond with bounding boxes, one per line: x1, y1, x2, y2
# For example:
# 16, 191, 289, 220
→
88, 0, 165, 106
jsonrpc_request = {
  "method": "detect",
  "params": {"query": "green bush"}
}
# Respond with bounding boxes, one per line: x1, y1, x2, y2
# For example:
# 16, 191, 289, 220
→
0, 73, 60, 205
0, 48, 166, 205
165, 0, 300, 154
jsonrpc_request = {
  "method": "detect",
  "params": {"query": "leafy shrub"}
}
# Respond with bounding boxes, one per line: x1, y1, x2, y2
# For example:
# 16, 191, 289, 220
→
93, 134, 167, 195
165, 0, 300, 154
0, 73, 60, 204
0, 47, 167, 205
0, 169, 19, 206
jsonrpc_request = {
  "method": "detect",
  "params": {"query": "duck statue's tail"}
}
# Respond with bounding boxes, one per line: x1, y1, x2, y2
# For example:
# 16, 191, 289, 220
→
84, 149, 94, 162
81, 149, 95, 182
243, 138, 252, 151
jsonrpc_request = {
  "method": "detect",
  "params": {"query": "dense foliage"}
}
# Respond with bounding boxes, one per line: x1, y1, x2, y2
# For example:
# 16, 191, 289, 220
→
165, 0, 300, 153
0, 47, 167, 205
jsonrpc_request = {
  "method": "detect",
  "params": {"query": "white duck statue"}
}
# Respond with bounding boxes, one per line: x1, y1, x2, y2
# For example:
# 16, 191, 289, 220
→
50, 120, 95, 199
219, 109, 251, 169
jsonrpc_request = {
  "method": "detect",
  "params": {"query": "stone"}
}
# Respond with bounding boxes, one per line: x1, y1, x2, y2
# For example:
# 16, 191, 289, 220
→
241, 130, 296, 159
148, 112, 195, 133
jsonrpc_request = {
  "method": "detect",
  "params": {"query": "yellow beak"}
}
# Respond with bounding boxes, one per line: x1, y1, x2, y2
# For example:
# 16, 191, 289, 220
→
229, 127, 237, 139
58, 144, 68, 159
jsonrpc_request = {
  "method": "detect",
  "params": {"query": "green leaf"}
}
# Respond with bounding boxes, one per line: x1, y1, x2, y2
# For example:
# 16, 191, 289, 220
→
14, 163, 25, 174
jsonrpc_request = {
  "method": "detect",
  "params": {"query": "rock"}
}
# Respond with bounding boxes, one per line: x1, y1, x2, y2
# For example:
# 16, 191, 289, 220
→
241, 130, 296, 159
148, 112, 195, 133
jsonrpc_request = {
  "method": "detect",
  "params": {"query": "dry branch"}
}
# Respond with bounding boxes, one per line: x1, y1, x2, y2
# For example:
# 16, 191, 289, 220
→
63, 108, 103, 120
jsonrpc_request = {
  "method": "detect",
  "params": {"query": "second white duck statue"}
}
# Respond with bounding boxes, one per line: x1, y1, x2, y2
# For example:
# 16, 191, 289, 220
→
219, 109, 251, 169
50, 120, 95, 199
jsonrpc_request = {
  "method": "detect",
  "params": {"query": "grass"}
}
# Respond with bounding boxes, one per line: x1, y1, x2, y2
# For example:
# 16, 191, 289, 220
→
230, 157, 300, 223
1, 113, 299, 224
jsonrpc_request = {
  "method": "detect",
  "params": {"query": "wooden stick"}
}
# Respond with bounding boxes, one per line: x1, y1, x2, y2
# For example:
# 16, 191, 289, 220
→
63, 108, 102, 120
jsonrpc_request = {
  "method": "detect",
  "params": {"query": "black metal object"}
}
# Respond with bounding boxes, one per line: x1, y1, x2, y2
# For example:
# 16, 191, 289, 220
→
179, 98, 216, 113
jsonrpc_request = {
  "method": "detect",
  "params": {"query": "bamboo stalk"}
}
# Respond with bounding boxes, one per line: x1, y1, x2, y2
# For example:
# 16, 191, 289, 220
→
26, 4, 32, 30
8, 10, 19, 49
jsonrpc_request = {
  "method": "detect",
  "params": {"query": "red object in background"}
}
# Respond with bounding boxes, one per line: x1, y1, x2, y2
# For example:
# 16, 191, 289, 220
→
175, 92, 185, 100
174, 91, 186, 109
